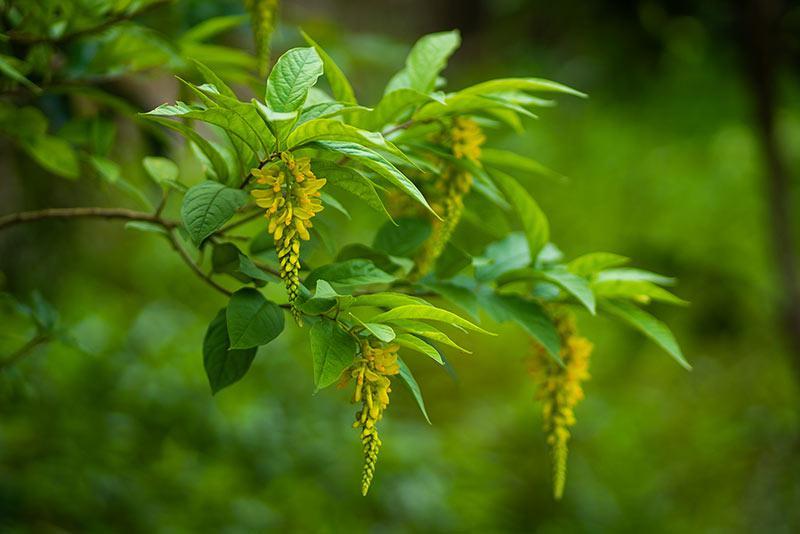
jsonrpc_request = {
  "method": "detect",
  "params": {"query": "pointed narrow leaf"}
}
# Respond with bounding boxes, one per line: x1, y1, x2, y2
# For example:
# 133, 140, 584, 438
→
397, 357, 432, 424
395, 333, 443, 364
370, 305, 493, 335
300, 31, 357, 104
541, 266, 596, 314
491, 170, 549, 260
310, 319, 359, 390
567, 252, 630, 277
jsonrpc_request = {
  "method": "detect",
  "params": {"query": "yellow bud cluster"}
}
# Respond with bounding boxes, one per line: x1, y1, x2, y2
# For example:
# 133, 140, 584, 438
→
342, 342, 400, 495
529, 311, 592, 500
410, 118, 484, 279
251, 152, 326, 323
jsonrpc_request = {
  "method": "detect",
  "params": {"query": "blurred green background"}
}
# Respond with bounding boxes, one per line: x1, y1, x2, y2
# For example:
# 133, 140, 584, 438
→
2, 0, 800, 532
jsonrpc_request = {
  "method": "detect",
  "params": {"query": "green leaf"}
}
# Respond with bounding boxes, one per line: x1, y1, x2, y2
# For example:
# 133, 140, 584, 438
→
397, 357, 431, 424
180, 15, 248, 44
480, 148, 566, 182
212, 243, 273, 284
422, 280, 480, 319
143, 115, 229, 182
0, 54, 40, 92
540, 266, 596, 314
389, 30, 461, 94
478, 292, 561, 364
456, 77, 587, 99
600, 299, 690, 370
435, 244, 472, 279
285, 118, 409, 164
347, 88, 433, 130
394, 333, 443, 364
226, 288, 285, 349
299, 280, 355, 315
352, 292, 429, 309
305, 259, 395, 290
310, 319, 359, 390
596, 268, 676, 286
312, 141, 434, 215
389, 319, 471, 353
351, 315, 396, 342
336, 244, 414, 276
21, 135, 79, 179
266, 47, 324, 113
142, 156, 180, 187
310, 160, 392, 220
567, 252, 630, 277
203, 308, 258, 394
592, 280, 688, 306
491, 170, 549, 261
300, 31, 357, 105
476, 232, 530, 282
181, 181, 248, 244
370, 305, 493, 335
373, 217, 432, 257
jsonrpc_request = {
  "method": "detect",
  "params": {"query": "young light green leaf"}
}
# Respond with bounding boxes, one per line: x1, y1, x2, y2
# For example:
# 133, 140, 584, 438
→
479, 148, 566, 182
143, 115, 229, 182
347, 88, 432, 130
299, 280, 355, 315
600, 299, 690, 370
394, 333, 443, 364
491, 170, 549, 261
143, 156, 180, 186
397, 357, 431, 424
476, 232, 531, 282
285, 118, 409, 164
310, 319, 359, 391
456, 77, 587, 99
266, 47, 324, 112
351, 315, 396, 342
352, 292, 429, 309
203, 308, 258, 394
596, 268, 676, 286
390, 319, 471, 353
300, 30, 357, 105
181, 181, 248, 244
540, 266, 596, 314
592, 280, 688, 306
389, 30, 461, 94
567, 252, 630, 277
370, 305, 493, 335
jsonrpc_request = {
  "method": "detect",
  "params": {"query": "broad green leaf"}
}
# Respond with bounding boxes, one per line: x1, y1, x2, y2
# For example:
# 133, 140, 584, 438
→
435, 244, 472, 279
491, 170, 549, 261
592, 280, 688, 306
181, 181, 248, 244
394, 333, 443, 364
352, 292, 428, 309
370, 305, 493, 335
596, 268, 676, 286
266, 47, 324, 112
567, 252, 630, 277
600, 299, 690, 370
21, 135, 79, 179
373, 217, 432, 257
305, 259, 395, 290
389, 30, 460, 94
390, 319, 471, 353
299, 280, 355, 315
335, 243, 414, 276
192, 59, 237, 98
347, 88, 433, 130
480, 148, 566, 182
203, 308, 258, 394
312, 141, 435, 215
180, 14, 248, 44
310, 160, 392, 220
478, 292, 561, 364
198, 89, 275, 153
212, 243, 273, 284
226, 288, 284, 349
310, 319, 359, 390
300, 31, 357, 104
397, 357, 432, 424
540, 266, 596, 314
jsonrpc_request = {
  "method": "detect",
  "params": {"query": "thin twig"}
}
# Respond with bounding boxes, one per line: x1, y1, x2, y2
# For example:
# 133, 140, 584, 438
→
164, 229, 232, 297
0, 207, 178, 232
0, 335, 49, 371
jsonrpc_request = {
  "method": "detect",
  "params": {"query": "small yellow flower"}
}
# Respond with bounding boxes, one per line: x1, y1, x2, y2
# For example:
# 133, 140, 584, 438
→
340, 342, 401, 495
250, 152, 326, 323
450, 117, 486, 161
529, 311, 592, 500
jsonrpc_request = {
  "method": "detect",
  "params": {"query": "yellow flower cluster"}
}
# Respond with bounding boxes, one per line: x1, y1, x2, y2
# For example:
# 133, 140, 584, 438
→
529, 311, 592, 500
341, 342, 400, 495
251, 152, 325, 323
411, 117, 484, 279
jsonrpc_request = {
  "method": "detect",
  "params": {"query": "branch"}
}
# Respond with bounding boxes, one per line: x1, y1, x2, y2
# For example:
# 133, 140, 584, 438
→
0, 335, 49, 371
0, 207, 178, 232
164, 229, 232, 297
7, 0, 171, 45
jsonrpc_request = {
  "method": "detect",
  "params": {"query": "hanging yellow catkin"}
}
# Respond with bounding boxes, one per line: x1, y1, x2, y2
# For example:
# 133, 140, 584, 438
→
251, 152, 325, 324
339, 342, 400, 495
412, 117, 485, 279
529, 311, 592, 499
243, 0, 279, 77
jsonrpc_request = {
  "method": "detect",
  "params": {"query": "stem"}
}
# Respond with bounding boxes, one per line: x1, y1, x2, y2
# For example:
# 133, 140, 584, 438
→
0, 336, 48, 371
0, 207, 178, 231
164, 229, 232, 297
